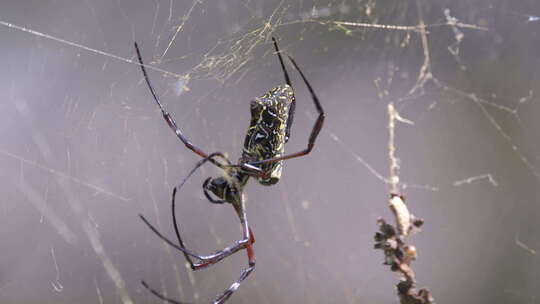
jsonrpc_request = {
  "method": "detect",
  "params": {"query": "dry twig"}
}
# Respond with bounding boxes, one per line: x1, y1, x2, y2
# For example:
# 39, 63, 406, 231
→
374, 103, 435, 303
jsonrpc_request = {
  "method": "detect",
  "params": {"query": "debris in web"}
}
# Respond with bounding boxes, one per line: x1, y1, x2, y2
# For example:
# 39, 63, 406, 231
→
453, 174, 498, 187
280, 4, 487, 37
515, 235, 537, 255
375, 195, 432, 304
401, 2, 540, 185
50, 246, 64, 292
387, 103, 402, 194
374, 103, 434, 304
444, 9, 466, 70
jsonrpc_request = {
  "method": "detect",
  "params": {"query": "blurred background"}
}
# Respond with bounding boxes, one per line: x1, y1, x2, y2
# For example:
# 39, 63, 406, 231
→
1, 0, 539, 303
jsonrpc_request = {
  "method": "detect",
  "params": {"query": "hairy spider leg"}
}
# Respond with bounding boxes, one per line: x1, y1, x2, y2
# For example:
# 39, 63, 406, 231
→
140, 152, 256, 304
239, 54, 325, 169
134, 42, 224, 169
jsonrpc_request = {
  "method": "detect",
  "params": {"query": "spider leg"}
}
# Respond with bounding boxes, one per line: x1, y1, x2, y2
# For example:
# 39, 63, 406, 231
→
246, 54, 325, 167
272, 37, 291, 88
226, 162, 270, 180
142, 262, 255, 304
272, 36, 296, 142
141, 152, 253, 270
211, 200, 256, 304
141, 201, 255, 304
172, 153, 230, 268
141, 280, 187, 304
140, 214, 208, 260
212, 261, 255, 304
191, 200, 254, 270
140, 213, 251, 266
134, 42, 223, 169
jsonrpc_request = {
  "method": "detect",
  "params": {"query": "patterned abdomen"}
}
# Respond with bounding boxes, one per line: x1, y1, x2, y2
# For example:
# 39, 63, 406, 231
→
242, 85, 294, 185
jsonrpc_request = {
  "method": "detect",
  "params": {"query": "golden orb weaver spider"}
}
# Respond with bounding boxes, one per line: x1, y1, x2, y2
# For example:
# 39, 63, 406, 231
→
135, 37, 325, 304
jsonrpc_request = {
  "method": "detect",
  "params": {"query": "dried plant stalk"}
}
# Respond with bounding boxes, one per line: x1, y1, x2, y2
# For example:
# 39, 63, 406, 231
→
374, 103, 435, 303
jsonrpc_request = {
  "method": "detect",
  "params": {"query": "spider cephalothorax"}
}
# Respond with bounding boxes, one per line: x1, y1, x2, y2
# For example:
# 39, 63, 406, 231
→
203, 169, 248, 205
136, 37, 325, 304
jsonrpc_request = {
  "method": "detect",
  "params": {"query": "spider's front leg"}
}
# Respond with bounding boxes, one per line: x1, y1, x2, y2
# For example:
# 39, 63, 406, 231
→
134, 42, 228, 171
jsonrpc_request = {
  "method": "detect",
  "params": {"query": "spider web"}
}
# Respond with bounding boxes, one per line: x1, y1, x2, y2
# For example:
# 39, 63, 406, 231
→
0, 1, 539, 303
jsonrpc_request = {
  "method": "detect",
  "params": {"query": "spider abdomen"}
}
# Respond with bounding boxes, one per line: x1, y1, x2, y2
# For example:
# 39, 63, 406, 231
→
242, 85, 294, 185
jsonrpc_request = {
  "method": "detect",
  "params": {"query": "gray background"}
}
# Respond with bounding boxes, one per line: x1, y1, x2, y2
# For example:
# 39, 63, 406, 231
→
1, 0, 539, 303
